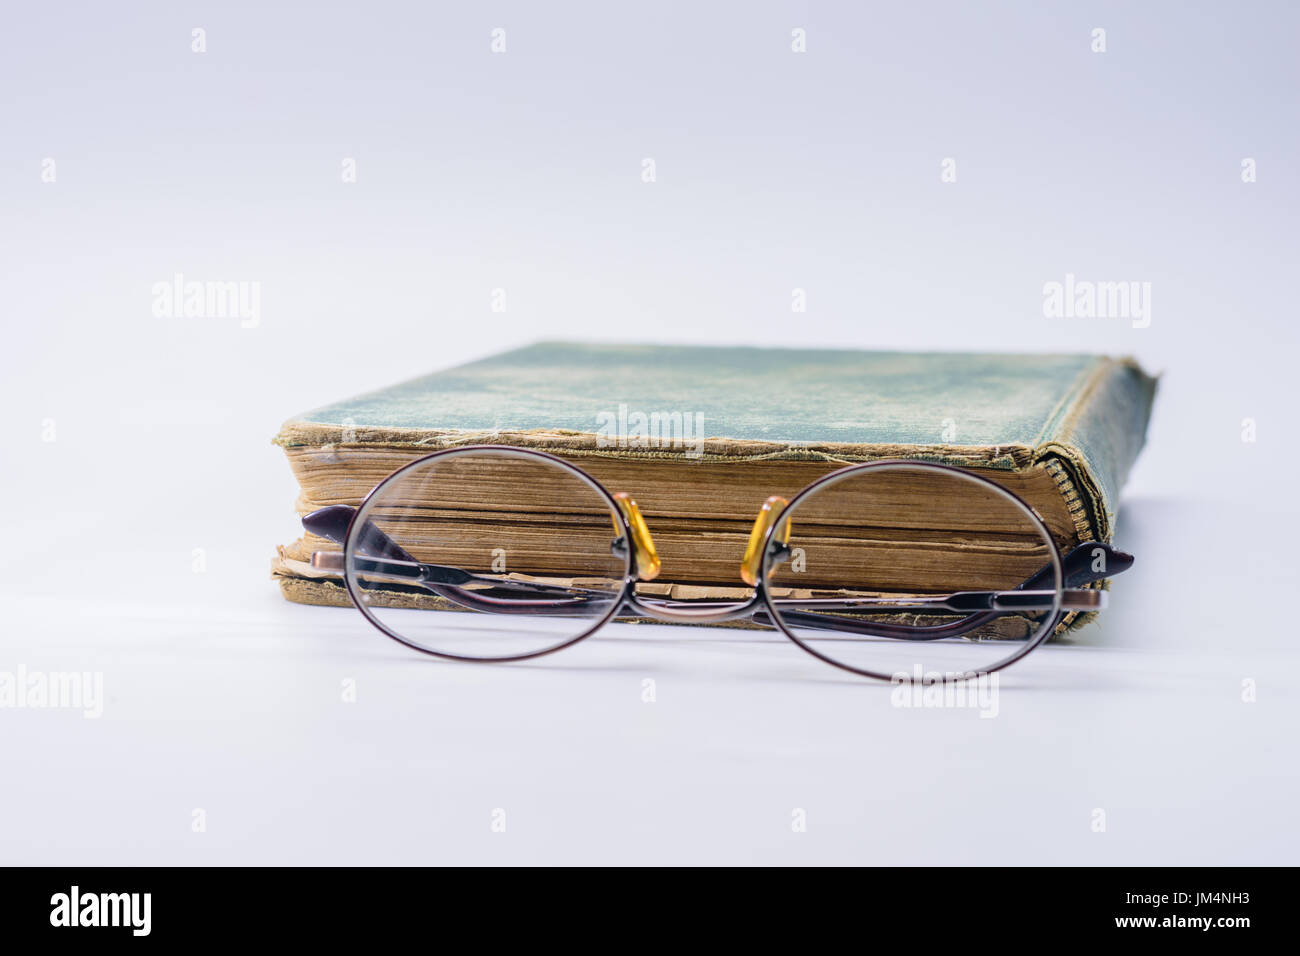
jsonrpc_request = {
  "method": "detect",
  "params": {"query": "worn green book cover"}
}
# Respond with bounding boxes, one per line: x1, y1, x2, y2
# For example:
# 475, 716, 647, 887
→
273, 341, 1157, 614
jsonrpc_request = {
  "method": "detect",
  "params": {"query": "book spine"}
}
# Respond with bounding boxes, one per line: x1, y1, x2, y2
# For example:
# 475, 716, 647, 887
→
1035, 357, 1158, 541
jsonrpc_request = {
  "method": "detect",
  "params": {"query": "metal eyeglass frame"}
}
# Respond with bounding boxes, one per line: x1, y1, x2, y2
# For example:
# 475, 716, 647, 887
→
305, 446, 1132, 680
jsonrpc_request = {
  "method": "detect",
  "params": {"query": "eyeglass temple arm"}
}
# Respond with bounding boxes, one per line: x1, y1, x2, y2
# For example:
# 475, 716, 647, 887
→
750, 541, 1131, 641
1019, 541, 1133, 590
758, 541, 1131, 610
302, 506, 614, 612
302, 506, 1131, 622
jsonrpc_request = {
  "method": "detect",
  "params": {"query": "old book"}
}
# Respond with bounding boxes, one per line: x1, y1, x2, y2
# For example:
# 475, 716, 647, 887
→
271, 342, 1156, 628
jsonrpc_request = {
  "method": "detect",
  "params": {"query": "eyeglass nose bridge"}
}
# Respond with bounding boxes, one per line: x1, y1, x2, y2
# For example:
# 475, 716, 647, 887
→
611, 492, 792, 589
612, 491, 787, 626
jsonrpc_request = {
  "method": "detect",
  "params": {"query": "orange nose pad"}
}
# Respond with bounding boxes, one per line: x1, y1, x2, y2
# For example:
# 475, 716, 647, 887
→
613, 493, 661, 581
741, 496, 791, 586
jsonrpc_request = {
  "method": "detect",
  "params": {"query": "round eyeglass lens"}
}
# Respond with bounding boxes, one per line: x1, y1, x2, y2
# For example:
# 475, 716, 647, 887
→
345, 449, 629, 659
763, 463, 1064, 680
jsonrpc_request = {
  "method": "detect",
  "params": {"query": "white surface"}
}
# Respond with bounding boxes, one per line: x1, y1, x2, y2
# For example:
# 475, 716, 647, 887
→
1, 495, 1296, 865
2, 2, 1298, 864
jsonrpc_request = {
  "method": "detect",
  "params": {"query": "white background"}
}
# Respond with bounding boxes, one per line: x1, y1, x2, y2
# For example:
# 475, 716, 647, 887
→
1, 1, 1296, 864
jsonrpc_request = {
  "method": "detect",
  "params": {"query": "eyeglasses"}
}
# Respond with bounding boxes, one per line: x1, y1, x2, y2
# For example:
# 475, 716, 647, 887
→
302, 446, 1132, 681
